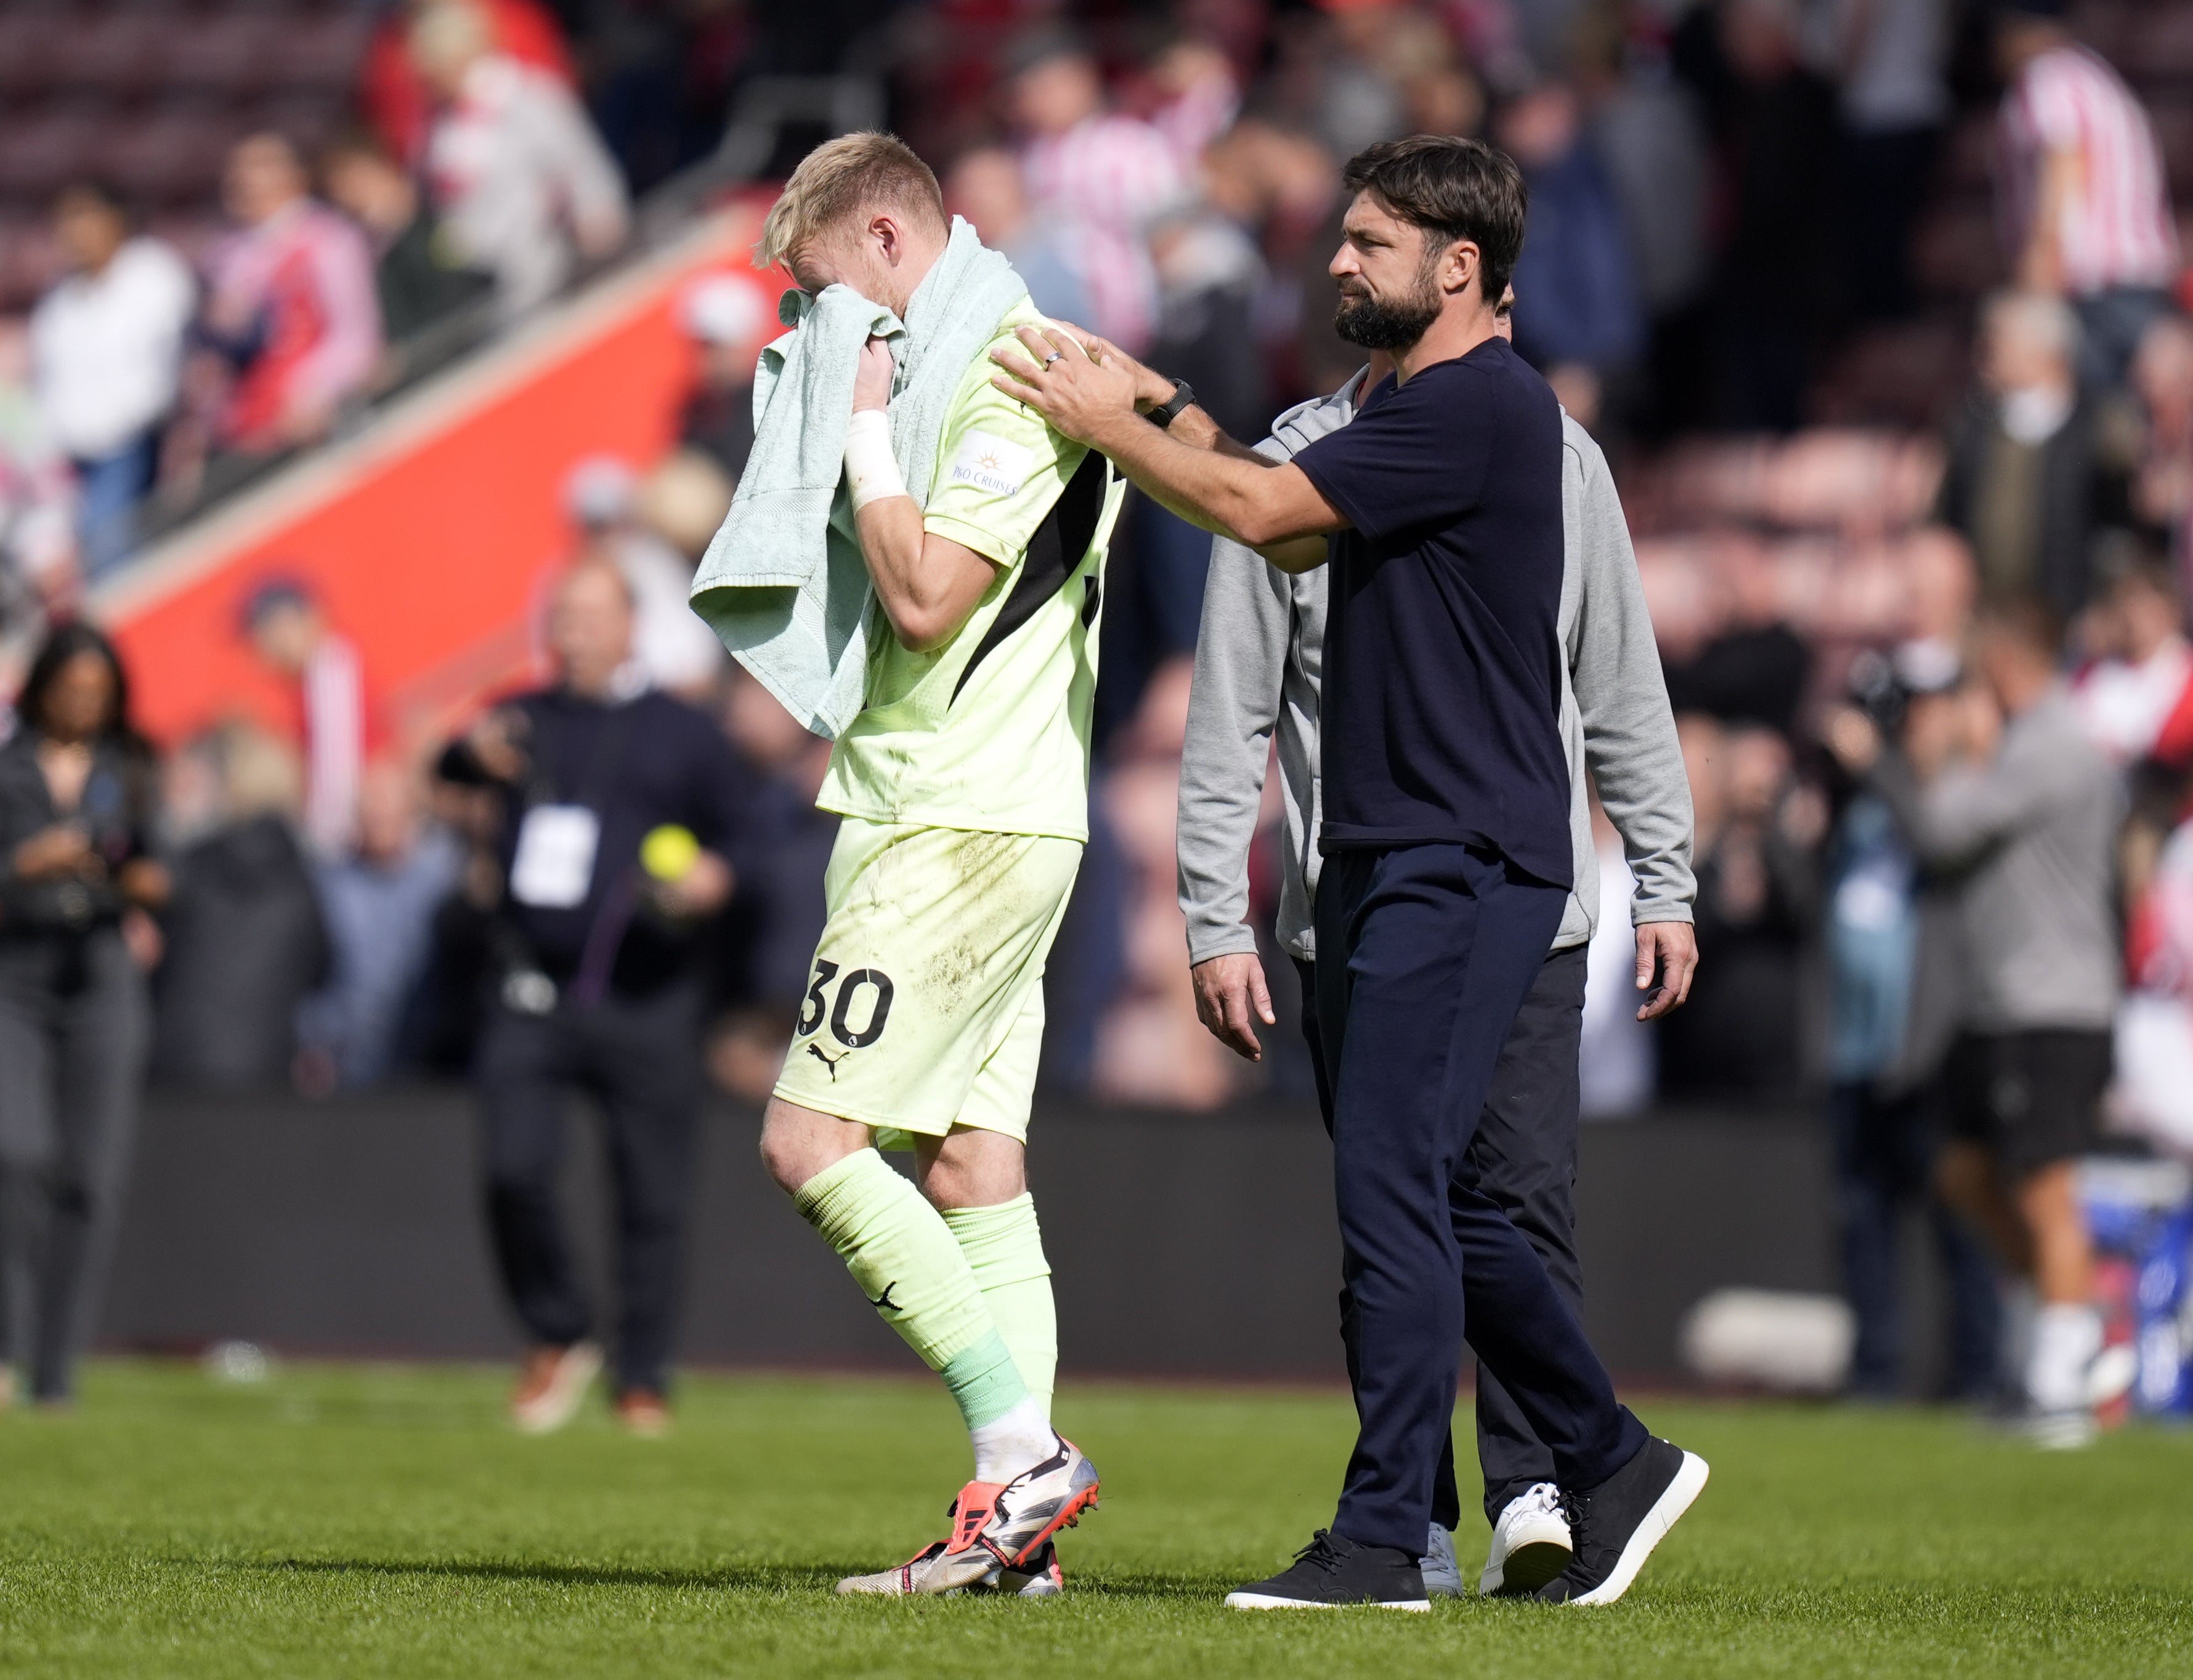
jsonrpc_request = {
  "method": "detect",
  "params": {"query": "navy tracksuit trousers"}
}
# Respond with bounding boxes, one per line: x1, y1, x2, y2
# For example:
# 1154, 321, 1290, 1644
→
1311, 841, 1646, 1554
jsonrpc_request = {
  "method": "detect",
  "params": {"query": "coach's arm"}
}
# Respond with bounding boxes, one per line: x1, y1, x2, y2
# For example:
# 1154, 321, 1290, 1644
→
991, 328, 1340, 569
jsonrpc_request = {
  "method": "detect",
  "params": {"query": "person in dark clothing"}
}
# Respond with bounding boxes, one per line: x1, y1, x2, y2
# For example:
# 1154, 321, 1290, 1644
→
1936, 290, 2137, 621
151, 724, 328, 1089
1655, 717, 1818, 1102
0, 623, 166, 1407
437, 559, 740, 1436
320, 133, 492, 361
1692, 0, 1841, 430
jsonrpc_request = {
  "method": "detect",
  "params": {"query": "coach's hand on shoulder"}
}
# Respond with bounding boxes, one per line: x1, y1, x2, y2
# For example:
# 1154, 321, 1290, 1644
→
990, 325, 1139, 446
1191, 951, 1277, 1062
1633, 920, 1698, 1022
852, 335, 895, 414
1040, 320, 1175, 412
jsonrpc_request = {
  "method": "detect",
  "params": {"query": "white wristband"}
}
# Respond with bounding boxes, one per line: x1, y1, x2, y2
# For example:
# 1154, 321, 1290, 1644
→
843, 410, 906, 512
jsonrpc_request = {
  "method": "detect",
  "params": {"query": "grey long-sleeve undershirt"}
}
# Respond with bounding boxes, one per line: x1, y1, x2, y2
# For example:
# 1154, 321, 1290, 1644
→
1177, 376, 1695, 965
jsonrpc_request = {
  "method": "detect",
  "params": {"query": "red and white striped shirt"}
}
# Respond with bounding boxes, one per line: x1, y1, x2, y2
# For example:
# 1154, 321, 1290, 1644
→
1020, 114, 1186, 353
2000, 44, 2179, 296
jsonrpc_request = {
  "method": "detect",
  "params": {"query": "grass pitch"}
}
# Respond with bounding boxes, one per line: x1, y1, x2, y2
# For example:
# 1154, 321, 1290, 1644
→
2, 1362, 2190, 1678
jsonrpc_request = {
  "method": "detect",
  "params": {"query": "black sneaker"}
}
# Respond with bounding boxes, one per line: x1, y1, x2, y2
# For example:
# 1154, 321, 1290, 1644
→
1534, 1436, 1708, 1607
1225, 1530, 1430, 1612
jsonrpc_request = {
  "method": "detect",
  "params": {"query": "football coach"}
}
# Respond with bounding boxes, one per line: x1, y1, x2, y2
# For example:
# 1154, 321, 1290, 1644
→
992, 134, 1706, 1611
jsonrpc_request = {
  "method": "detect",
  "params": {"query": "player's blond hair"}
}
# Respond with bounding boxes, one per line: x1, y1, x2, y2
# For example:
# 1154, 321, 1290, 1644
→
753, 132, 946, 271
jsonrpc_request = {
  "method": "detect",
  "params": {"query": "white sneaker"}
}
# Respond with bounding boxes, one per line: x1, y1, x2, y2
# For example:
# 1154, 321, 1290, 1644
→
1419, 1523, 1464, 1597
1478, 1482, 1573, 1596
509, 1342, 602, 1435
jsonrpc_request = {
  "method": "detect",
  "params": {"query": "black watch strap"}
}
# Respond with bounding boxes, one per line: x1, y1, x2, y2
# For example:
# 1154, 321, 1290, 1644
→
1149, 379, 1197, 429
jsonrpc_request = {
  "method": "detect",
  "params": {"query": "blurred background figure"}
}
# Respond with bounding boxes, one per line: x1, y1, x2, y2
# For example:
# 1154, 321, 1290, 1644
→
410, 0, 631, 320
1937, 291, 2136, 620
562, 456, 723, 701
1817, 0, 1948, 324
435, 559, 740, 1437
193, 133, 381, 458
1655, 715, 1818, 1103
362, 0, 575, 169
674, 272, 771, 485
294, 761, 464, 1094
0, 323, 78, 650
1833, 603, 2124, 1441
151, 724, 328, 1091
318, 131, 492, 370
0, 624, 164, 1408
28, 184, 194, 579
1995, 0, 2179, 388
1824, 645, 1998, 1400
941, 147, 1096, 329
242, 577, 368, 860
1496, 76, 1643, 434
1007, 28, 1184, 355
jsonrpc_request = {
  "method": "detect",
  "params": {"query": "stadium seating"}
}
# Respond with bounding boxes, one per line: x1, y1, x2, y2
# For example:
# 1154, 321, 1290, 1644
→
0, 0, 372, 310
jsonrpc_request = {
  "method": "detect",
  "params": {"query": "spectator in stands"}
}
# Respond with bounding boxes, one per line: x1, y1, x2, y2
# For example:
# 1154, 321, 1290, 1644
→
1830, 600, 2124, 1444
2129, 313, 2193, 565
942, 147, 1097, 331
1818, 0, 1949, 321
1936, 291, 2136, 621
411, 0, 631, 320
675, 273, 770, 485
0, 321, 77, 620
2071, 552, 2193, 765
294, 762, 464, 1091
1656, 716, 1818, 1102
362, 0, 575, 169
1663, 544, 1813, 737
151, 725, 329, 1090
28, 183, 195, 579
436, 559, 741, 1436
1996, 0, 2179, 389
1701, 0, 1840, 430
241, 577, 368, 860
1824, 647, 1999, 1399
562, 457, 723, 700
0, 624, 165, 1408
1496, 79, 1645, 433
1144, 31, 1244, 169
1007, 29, 1185, 353
319, 133, 493, 362
197, 134, 381, 456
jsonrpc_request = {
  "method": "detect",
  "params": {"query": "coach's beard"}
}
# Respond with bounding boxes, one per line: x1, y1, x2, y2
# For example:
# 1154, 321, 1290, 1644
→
1334, 274, 1441, 352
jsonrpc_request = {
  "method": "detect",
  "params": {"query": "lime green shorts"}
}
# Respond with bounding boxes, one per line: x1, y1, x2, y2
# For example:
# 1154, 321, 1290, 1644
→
771, 817, 1083, 1146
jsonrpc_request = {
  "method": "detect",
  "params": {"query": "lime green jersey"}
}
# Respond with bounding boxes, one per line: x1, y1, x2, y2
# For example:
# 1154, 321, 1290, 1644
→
817, 299, 1124, 842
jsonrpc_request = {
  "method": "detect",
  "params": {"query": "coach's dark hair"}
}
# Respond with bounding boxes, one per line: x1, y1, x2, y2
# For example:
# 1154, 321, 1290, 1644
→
1340, 135, 1528, 307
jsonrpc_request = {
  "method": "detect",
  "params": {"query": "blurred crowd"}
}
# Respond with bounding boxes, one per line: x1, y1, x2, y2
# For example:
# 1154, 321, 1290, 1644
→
14, 0, 2193, 1400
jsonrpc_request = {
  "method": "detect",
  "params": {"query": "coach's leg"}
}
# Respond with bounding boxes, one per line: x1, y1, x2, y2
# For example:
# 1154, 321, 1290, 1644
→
1324, 846, 1579, 1553
1459, 943, 1588, 1527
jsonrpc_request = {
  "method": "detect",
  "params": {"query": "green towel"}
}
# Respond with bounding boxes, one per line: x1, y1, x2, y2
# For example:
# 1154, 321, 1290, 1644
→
690, 218, 1031, 740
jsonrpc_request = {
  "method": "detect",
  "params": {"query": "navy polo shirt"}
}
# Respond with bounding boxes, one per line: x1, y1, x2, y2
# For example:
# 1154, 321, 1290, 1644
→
1291, 336, 1573, 889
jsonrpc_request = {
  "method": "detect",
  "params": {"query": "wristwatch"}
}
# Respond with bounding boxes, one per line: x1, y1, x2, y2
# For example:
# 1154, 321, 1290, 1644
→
1148, 379, 1198, 429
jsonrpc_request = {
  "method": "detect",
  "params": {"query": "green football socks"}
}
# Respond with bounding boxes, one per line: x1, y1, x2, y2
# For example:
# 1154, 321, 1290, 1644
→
941, 1192, 1058, 1419
793, 1149, 1031, 1431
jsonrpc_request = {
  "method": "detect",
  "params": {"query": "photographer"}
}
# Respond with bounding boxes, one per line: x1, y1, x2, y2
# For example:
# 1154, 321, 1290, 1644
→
436, 559, 740, 1436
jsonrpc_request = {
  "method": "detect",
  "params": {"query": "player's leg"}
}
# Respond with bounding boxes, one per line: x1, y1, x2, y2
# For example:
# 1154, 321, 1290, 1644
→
1456, 943, 1589, 1594
923, 970, 1058, 1417
760, 1096, 1034, 1459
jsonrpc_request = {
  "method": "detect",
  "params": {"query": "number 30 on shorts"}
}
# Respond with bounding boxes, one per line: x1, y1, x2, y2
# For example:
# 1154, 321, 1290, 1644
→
798, 959, 896, 1048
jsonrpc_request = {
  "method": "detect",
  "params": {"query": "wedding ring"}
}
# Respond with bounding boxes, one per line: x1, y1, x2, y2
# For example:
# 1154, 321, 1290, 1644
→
1042, 351, 1064, 368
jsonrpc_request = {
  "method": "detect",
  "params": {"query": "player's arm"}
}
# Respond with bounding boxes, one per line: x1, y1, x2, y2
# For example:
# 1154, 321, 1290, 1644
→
845, 336, 1001, 653
991, 326, 1344, 566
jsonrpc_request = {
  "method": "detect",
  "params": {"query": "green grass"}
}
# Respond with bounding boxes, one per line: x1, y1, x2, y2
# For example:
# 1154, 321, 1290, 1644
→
2, 1362, 2190, 1678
